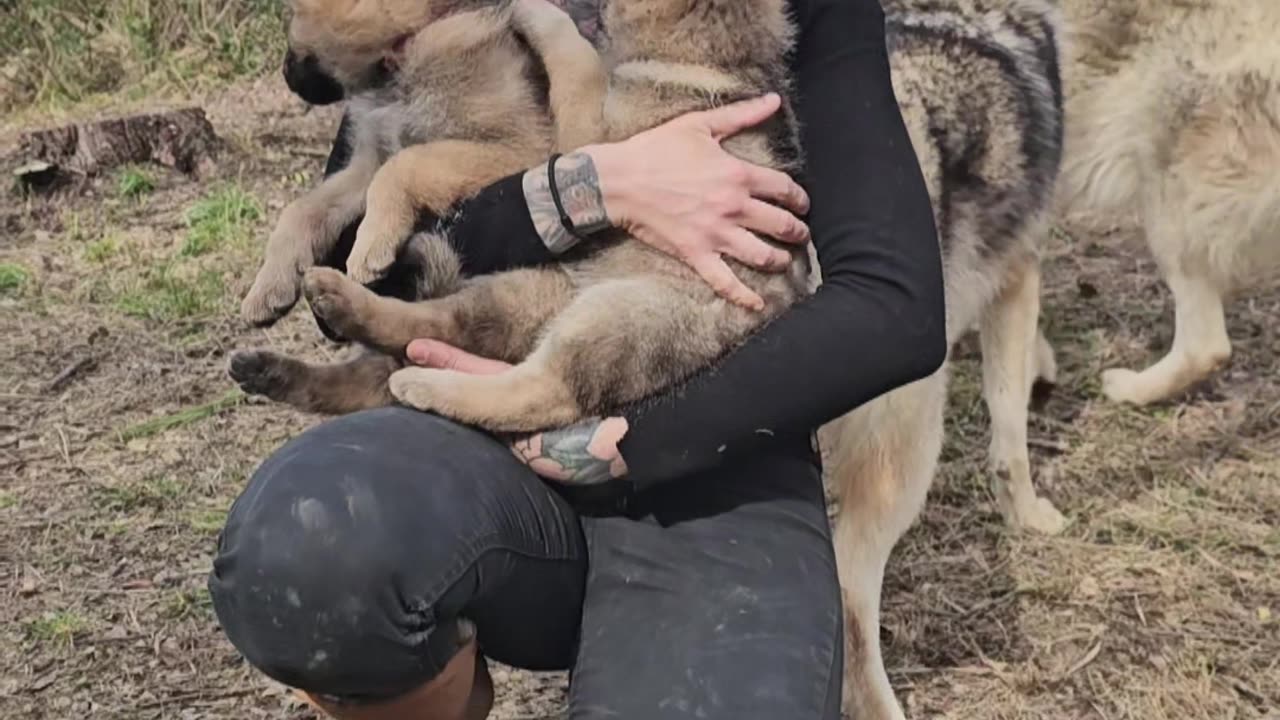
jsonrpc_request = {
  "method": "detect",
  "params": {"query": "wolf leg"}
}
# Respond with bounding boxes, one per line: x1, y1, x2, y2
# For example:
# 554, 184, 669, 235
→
1102, 268, 1231, 405
980, 259, 1067, 535
824, 372, 944, 720
347, 141, 534, 285
228, 346, 400, 415
303, 266, 574, 361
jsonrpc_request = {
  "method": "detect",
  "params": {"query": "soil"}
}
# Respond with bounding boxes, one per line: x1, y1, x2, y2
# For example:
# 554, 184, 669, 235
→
2, 79, 1277, 720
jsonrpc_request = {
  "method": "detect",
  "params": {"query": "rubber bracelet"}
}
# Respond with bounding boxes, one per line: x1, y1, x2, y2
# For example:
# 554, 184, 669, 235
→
547, 153, 581, 239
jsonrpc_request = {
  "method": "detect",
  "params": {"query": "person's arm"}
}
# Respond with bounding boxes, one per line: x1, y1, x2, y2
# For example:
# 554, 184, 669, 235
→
581, 0, 947, 488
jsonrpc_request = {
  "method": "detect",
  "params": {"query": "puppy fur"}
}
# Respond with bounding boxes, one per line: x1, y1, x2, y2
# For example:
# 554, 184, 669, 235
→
293, 0, 813, 434
1058, 0, 1280, 405
231, 0, 606, 413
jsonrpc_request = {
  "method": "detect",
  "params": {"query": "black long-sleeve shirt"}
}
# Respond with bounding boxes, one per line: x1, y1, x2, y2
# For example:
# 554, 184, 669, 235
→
332, 0, 946, 490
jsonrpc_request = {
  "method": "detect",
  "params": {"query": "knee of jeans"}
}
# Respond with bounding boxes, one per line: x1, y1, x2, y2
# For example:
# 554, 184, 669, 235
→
207, 412, 494, 696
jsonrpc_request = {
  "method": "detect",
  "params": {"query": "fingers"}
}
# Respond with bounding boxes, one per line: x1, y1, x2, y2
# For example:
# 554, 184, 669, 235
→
741, 164, 810, 216
406, 339, 512, 375
695, 93, 782, 140
735, 198, 810, 246
718, 228, 792, 272
688, 253, 766, 311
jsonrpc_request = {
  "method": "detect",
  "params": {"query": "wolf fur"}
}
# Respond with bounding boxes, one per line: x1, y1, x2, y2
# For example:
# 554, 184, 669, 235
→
1058, 0, 1280, 405
819, 1, 1066, 717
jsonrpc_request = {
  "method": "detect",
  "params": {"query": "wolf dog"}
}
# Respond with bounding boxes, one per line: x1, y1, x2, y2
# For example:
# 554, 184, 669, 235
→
818, 0, 1065, 717
1058, 0, 1280, 406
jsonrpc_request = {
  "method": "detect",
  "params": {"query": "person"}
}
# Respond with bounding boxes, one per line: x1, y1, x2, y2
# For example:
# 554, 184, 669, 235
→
207, 0, 945, 717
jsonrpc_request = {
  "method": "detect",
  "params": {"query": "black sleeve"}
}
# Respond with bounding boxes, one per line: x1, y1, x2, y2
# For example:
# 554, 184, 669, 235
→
615, 0, 947, 488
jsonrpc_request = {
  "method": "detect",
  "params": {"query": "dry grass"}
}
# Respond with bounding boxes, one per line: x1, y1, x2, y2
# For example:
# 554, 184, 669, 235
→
1, 44, 1278, 720
0, 0, 283, 127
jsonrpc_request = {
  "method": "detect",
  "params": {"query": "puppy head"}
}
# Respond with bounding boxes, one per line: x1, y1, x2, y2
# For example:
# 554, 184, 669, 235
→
282, 0, 443, 102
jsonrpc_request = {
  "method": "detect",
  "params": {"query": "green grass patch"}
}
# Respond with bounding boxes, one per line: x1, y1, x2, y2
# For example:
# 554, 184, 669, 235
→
1, 0, 284, 115
116, 390, 245, 442
167, 588, 214, 620
189, 507, 229, 533
96, 475, 187, 512
0, 491, 17, 510
116, 166, 156, 199
26, 611, 87, 646
115, 263, 225, 321
181, 185, 261, 257
0, 263, 29, 295
84, 235, 121, 263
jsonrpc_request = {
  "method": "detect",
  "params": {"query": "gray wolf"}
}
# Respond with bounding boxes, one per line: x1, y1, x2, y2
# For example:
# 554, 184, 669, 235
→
1058, 0, 1280, 406
822, 0, 1065, 716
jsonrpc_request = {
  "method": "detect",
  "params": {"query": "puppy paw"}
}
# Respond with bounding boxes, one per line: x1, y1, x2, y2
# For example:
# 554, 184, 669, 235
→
1101, 367, 1150, 405
303, 267, 371, 341
347, 214, 411, 286
228, 350, 296, 400
389, 366, 442, 412
241, 264, 303, 327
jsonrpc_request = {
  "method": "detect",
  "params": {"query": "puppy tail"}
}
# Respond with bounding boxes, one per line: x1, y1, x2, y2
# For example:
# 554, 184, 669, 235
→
403, 231, 463, 300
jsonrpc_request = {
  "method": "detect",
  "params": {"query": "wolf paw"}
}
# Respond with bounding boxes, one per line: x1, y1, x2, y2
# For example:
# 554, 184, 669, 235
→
1013, 496, 1068, 535
1101, 367, 1150, 405
228, 350, 295, 400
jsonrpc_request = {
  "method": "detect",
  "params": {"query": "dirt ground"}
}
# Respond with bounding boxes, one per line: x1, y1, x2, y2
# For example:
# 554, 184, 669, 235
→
2, 79, 1277, 720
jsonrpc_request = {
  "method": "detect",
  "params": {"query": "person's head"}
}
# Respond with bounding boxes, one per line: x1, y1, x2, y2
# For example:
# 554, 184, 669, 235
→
281, 0, 502, 104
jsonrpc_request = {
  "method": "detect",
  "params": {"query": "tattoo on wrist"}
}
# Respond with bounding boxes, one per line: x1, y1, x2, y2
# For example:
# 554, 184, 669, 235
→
512, 417, 626, 485
523, 151, 611, 255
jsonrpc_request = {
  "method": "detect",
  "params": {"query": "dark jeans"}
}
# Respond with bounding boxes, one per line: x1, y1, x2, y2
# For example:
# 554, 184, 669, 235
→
208, 408, 843, 719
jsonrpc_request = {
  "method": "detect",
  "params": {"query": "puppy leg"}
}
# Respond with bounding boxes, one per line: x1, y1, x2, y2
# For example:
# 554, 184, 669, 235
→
241, 138, 378, 326
390, 277, 754, 432
511, 0, 607, 150
346, 141, 534, 285
825, 373, 943, 720
228, 346, 400, 415
304, 266, 575, 360
980, 259, 1067, 535
1101, 267, 1230, 405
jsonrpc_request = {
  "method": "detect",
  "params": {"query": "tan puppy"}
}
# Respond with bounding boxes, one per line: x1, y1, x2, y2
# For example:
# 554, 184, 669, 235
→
239, 0, 605, 327
230, 0, 606, 412
1060, 0, 1280, 405
296, 0, 812, 432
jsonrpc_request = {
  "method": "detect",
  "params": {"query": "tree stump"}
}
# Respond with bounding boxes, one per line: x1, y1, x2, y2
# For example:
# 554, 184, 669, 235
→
11, 107, 223, 191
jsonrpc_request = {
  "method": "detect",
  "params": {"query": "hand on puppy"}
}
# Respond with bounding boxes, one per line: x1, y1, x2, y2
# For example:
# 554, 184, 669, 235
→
582, 93, 811, 311
405, 339, 630, 484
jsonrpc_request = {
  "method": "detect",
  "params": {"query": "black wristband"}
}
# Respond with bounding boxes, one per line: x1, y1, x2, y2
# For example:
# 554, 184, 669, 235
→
547, 153, 581, 239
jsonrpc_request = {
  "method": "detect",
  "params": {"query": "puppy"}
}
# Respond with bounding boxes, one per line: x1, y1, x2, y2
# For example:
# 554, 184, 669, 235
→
288, 0, 811, 432
231, 0, 606, 413
1059, 0, 1280, 405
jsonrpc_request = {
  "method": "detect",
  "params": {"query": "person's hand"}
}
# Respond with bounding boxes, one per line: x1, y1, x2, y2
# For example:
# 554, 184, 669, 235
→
406, 340, 630, 483
583, 93, 810, 311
